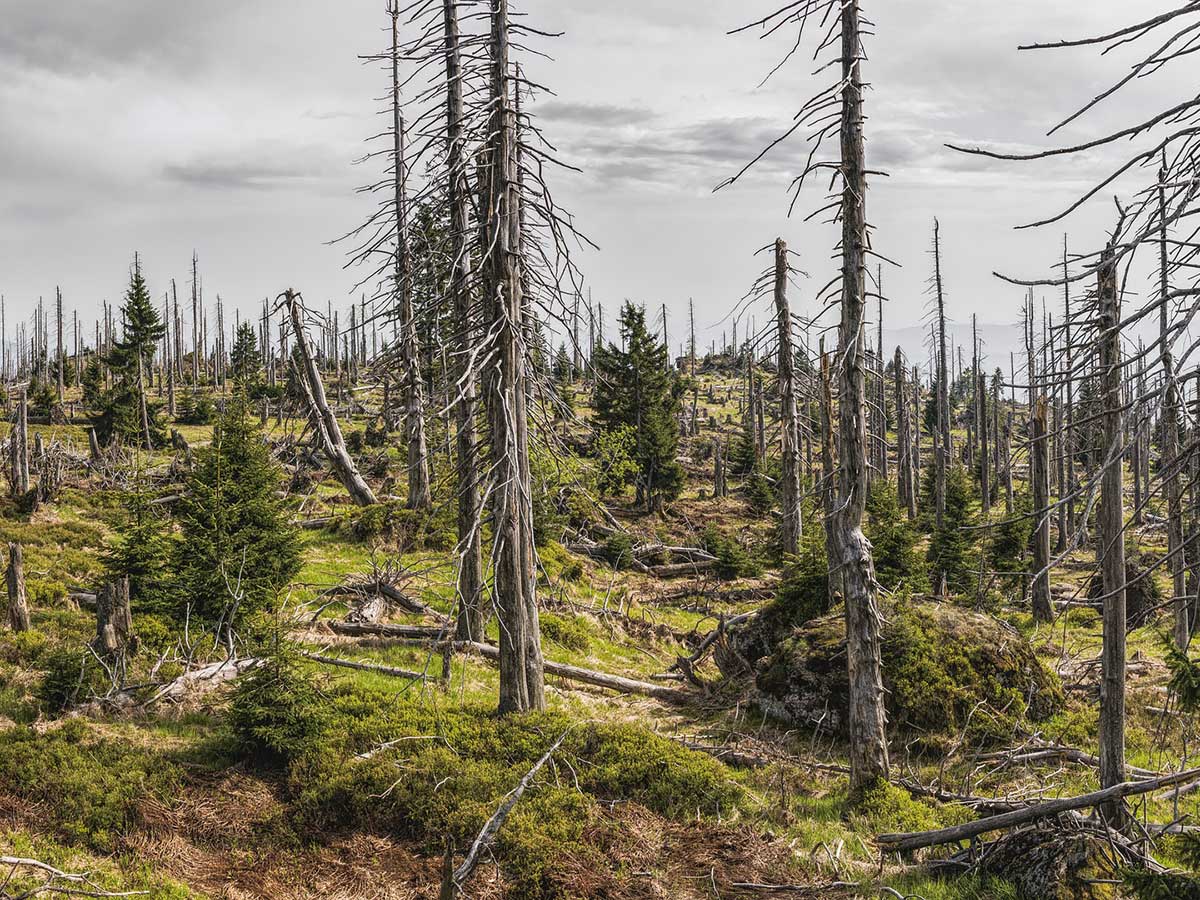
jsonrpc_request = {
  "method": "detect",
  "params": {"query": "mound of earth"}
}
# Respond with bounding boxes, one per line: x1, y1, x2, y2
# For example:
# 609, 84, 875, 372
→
746, 600, 1063, 743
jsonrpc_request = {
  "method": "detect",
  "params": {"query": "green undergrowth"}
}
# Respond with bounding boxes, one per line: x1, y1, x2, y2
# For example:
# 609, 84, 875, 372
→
0, 830, 196, 899
230, 652, 745, 897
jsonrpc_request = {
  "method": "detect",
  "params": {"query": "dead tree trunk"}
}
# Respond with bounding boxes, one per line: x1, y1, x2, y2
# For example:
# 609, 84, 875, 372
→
9, 387, 29, 497
713, 436, 727, 499
482, 0, 544, 714
1097, 234, 1127, 822
443, 0, 485, 642
391, 4, 433, 512
933, 221, 951, 529
833, 0, 889, 792
1158, 164, 1188, 648
819, 341, 841, 604
895, 348, 915, 519
5, 543, 29, 632
96, 576, 134, 658
284, 290, 378, 506
774, 238, 802, 557
978, 371, 990, 517
1030, 396, 1053, 622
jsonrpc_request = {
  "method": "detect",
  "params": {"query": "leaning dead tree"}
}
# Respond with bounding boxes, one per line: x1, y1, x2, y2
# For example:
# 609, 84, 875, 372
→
725, 0, 890, 791
5, 542, 29, 633
283, 290, 378, 507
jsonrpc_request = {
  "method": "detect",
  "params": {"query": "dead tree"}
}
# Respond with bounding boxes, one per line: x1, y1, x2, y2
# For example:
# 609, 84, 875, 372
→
1157, 162, 1188, 647
1030, 396, 1053, 622
1097, 231, 1127, 821
774, 238, 802, 557
933, 220, 951, 529
481, 0, 544, 714
389, 3, 434, 511
895, 348, 916, 519
443, 0, 485, 642
9, 387, 28, 497
6, 543, 29, 633
95, 576, 134, 660
725, 0, 890, 789
284, 290, 378, 506
713, 436, 728, 499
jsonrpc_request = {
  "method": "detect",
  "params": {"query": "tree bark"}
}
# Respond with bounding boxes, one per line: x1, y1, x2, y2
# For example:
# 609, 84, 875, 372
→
443, 0, 486, 642
482, 0, 543, 714
1030, 396, 1053, 622
933, 221, 950, 529
6, 542, 29, 632
895, 348, 916, 520
9, 387, 28, 497
391, 4, 433, 512
284, 290, 378, 506
774, 238, 802, 557
833, 0, 889, 792
1097, 235, 1127, 824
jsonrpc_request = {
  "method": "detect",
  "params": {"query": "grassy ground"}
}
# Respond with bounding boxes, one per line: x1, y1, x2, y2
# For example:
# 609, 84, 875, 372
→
0, 373, 1195, 899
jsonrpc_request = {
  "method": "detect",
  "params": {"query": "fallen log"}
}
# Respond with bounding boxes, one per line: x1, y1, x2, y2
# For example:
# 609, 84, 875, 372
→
328, 621, 450, 640
877, 766, 1200, 853
461, 641, 690, 704
301, 651, 426, 682
649, 560, 719, 578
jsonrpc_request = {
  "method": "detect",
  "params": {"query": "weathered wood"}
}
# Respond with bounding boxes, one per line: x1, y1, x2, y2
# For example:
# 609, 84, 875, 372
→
834, 0, 890, 791
284, 290, 377, 506
1030, 397, 1053, 622
877, 767, 1200, 853
327, 621, 449, 640
95, 576, 134, 657
1097, 232, 1127, 823
9, 387, 28, 497
301, 651, 425, 681
440, 731, 570, 899
6, 542, 30, 632
774, 238, 802, 557
482, 0, 544, 715
465, 641, 689, 704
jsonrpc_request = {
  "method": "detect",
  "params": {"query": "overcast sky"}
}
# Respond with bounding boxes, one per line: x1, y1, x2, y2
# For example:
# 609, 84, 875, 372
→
0, 0, 1185, 366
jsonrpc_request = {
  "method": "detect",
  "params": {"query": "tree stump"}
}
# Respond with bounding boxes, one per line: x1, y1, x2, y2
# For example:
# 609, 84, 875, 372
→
6, 543, 30, 632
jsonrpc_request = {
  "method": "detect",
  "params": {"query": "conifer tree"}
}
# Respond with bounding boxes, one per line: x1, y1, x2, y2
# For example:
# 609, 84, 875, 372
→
592, 302, 684, 511
95, 258, 166, 447
174, 396, 301, 642
229, 321, 263, 388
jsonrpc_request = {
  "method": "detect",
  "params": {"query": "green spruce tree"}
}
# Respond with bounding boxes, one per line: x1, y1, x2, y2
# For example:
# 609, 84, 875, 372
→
229, 321, 263, 388
174, 396, 301, 642
592, 302, 684, 511
95, 257, 166, 447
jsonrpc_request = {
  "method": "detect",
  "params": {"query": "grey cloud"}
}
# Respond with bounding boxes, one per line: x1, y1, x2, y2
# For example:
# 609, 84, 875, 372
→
163, 146, 339, 191
538, 101, 655, 126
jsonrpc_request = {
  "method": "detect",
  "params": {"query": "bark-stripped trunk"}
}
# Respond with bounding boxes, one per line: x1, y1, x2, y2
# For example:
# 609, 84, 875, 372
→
1030, 396, 1053, 622
285, 291, 378, 506
9, 388, 28, 497
713, 436, 727, 499
933, 221, 950, 529
96, 575, 134, 659
6, 542, 29, 633
483, 0, 543, 714
774, 238, 802, 557
978, 370, 990, 517
1158, 166, 1188, 647
444, 0, 486, 642
819, 342, 841, 602
391, 6, 433, 511
912, 366, 921, 508
895, 348, 915, 520
833, 0, 889, 792
1097, 235, 1127, 823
